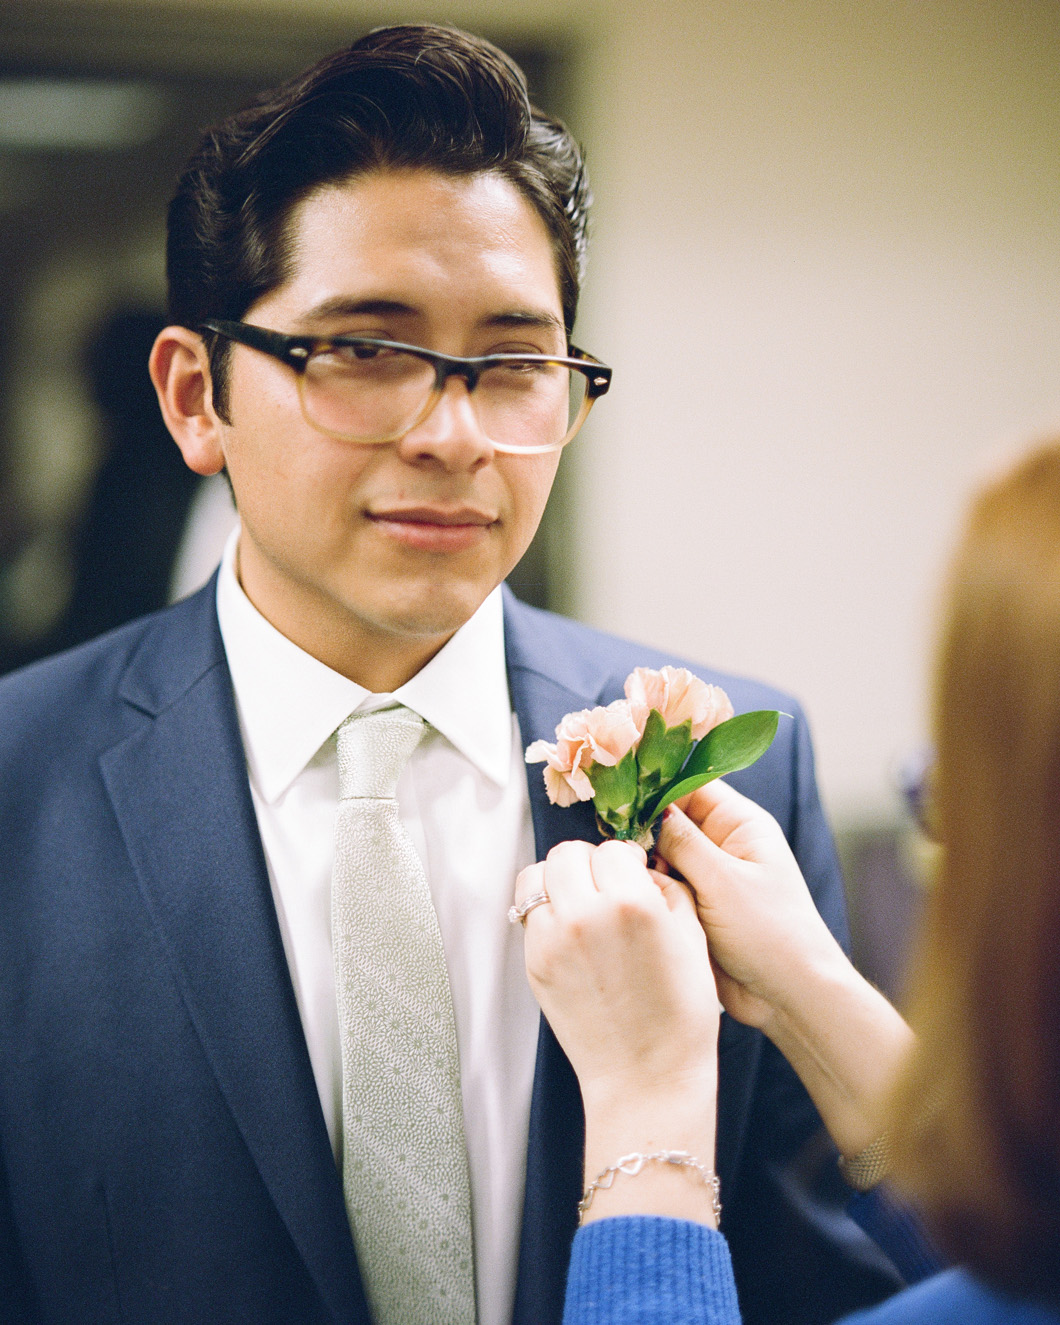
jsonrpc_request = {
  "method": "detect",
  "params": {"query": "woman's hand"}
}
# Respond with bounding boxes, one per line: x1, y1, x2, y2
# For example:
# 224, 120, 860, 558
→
656, 781, 914, 1158
515, 838, 719, 1104
656, 780, 846, 1032
514, 839, 721, 1225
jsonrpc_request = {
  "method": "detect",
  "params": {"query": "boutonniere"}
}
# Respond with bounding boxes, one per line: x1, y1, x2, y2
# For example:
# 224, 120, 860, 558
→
525, 666, 782, 850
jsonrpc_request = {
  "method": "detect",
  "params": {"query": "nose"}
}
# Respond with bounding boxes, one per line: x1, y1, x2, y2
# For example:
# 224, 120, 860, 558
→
393, 375, 495, 473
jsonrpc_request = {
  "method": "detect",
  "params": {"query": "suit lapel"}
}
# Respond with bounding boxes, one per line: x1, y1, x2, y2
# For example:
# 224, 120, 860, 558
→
98, 587, 366, 1324
503, 589, 613, 1325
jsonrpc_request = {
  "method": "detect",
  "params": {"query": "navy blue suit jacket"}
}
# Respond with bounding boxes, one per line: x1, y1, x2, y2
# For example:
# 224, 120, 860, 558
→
0, 582, 904, 1324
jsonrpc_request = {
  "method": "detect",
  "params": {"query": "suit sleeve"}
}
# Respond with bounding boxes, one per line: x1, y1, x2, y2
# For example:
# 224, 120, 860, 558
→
846, 1190, 944, 1286
785, 705, 852, 951
721, 705, 908, 1325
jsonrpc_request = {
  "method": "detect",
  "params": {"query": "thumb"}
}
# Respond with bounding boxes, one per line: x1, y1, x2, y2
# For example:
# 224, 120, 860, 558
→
656, 803, 735, 908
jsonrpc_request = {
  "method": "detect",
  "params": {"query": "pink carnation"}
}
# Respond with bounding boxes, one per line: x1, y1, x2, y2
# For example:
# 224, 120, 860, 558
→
624, 666, 734, 741
525, 699, 641, 807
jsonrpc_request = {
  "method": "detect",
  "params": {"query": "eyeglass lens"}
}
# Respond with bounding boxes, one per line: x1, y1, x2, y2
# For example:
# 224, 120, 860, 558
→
302, 345, 588, 446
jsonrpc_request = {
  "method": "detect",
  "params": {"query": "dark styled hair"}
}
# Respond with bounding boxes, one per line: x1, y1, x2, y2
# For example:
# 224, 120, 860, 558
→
890, 438, 1060, 1310
166, 24, 591, 413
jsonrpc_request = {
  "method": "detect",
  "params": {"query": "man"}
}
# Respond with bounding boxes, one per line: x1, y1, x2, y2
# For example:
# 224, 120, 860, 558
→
0, 25, 904, 1325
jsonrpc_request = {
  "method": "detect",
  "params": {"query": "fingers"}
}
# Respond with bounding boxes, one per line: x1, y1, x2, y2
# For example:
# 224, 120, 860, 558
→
513, 860, 547, 911
513, 839, 603, 933
647, 866, 700, 923
656, 803, 734, 905
540, 840, 598, 918
588, 839, 650, 901
677, 777, 773, 841
667, 780, 796, 878
513, 838, 655, 930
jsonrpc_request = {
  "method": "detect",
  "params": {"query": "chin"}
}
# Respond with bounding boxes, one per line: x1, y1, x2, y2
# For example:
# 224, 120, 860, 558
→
367, 584, 489, 640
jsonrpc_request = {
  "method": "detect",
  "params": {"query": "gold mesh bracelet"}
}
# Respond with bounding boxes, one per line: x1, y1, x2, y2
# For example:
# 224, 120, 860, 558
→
837, 1134, 890, 1191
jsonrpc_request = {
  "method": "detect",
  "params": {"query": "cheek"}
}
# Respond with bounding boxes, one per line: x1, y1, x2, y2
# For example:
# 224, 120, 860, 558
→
221, 397, 375, 521
226, 355, 298, 437
505, 456, 561, 541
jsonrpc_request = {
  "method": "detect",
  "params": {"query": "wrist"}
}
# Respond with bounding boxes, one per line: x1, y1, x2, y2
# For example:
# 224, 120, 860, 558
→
579, 1064, 717, 1138
579, 1149, 722, 1228
581, 1071, 718, 1226
756, 939, 863, 1053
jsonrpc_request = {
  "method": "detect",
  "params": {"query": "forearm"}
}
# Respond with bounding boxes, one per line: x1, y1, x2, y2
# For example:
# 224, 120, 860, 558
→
760, 953, 914, 1158
776, 710, 915, 1157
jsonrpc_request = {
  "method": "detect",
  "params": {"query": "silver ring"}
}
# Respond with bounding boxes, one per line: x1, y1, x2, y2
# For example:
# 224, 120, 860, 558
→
507, 890, 551, 926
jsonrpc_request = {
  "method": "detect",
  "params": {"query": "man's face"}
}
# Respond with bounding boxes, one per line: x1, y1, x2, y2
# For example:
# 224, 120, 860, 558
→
214, 168, 565, 681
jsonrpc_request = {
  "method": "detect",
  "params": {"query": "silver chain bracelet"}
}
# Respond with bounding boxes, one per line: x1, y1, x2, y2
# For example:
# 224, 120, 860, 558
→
578, 1149, 722, 1221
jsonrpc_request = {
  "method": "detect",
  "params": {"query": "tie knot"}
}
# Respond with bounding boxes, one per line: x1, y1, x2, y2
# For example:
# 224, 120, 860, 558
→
336, 705, 426, 800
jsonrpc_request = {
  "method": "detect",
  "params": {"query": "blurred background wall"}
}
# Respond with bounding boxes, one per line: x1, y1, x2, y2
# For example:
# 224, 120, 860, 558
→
2, 0, 1058, 988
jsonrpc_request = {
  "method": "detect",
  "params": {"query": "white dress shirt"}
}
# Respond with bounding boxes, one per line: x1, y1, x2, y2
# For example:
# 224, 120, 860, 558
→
215, 531, 541, 1325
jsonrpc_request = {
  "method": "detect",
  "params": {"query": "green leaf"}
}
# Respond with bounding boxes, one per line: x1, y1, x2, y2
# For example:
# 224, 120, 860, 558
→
635, 709, 693, 783
588, 748, 639, 819
643, 710, 782, 827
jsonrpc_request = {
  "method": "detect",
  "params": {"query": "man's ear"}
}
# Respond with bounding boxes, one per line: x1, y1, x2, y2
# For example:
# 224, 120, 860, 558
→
149, 326, 227, 476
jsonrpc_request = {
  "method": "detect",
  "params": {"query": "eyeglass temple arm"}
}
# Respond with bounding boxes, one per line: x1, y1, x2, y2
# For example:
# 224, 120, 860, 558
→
200, 319, 315, 369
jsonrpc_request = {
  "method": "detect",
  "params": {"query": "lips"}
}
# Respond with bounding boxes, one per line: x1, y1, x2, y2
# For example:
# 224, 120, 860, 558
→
366, 505, 497, 552
370, 505, 495, 526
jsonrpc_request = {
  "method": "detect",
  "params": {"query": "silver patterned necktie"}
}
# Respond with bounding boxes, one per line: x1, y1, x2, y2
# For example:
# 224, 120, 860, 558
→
332, 704, 476, 1325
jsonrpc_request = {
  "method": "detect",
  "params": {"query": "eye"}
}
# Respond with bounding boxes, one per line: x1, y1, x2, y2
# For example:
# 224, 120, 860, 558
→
314, 340, 400, 366
494, 358, 549, 374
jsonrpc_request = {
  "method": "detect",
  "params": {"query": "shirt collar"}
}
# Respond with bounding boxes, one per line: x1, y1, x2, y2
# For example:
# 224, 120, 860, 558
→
215, 530, 513, 804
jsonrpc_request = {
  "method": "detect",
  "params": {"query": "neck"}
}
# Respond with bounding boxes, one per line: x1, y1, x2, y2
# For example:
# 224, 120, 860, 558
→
322, 631, 451, 692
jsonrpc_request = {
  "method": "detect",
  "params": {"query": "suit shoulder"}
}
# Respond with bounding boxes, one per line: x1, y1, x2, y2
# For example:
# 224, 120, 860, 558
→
0, 587, 220, 754
502, 591, 802, 718
0, 614, 155, 709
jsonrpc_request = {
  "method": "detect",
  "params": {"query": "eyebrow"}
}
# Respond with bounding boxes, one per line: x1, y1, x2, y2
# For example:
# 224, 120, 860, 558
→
298, 297, 418, 325
297, 296, 565, 336
484, 310, 566, 335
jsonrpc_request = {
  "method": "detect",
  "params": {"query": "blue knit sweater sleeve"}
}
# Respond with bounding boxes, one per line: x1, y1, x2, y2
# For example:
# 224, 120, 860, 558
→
562, 1217, 1060, 1325
563, 1216, 741, 1325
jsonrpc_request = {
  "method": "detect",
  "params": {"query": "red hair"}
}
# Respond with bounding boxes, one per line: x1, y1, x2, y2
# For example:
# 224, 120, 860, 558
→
891, 439, 1060, 1308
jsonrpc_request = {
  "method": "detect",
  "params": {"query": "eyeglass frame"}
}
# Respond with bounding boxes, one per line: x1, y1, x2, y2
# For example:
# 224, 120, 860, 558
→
199, 318, 612, 455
